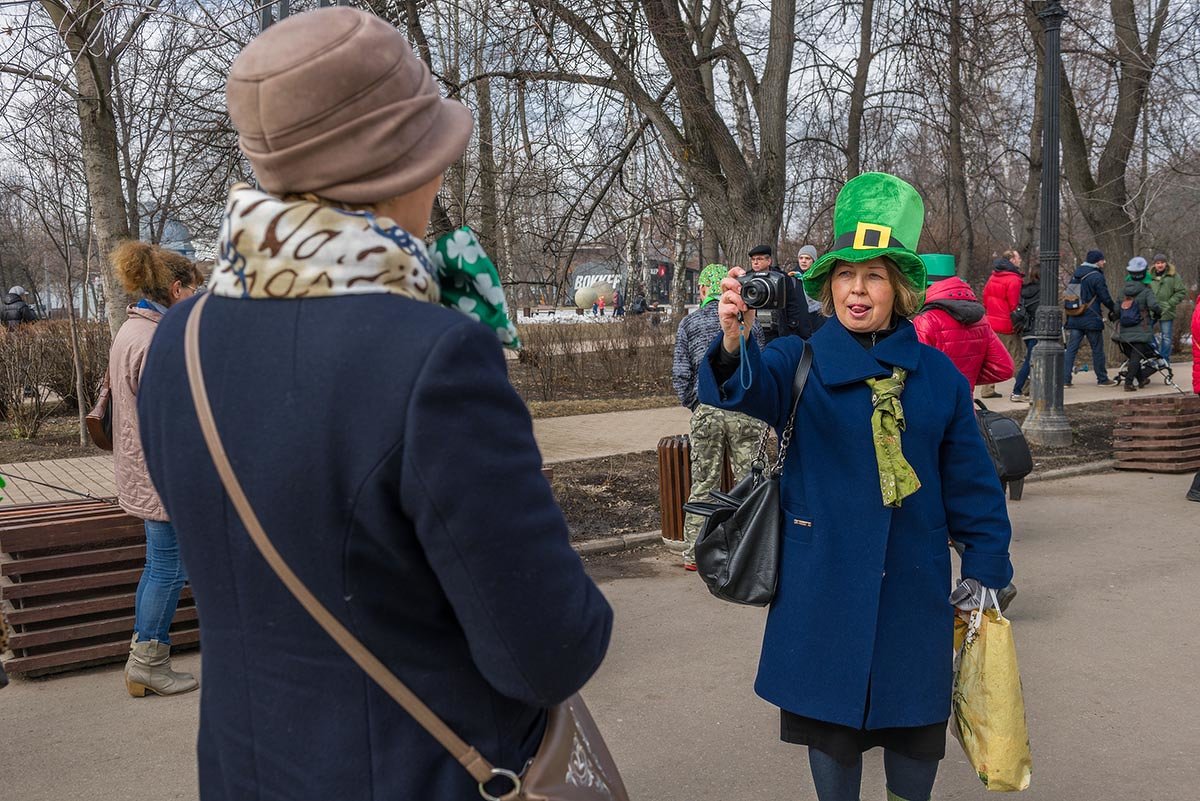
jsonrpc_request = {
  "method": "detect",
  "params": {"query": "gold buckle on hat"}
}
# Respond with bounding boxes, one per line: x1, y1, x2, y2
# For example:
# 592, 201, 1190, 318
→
852, 222, 892, 250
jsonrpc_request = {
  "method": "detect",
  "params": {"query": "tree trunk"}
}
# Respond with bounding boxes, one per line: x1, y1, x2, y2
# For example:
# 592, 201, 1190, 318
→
847, 0, 875, 179
55, 13, 132, 336
946, 0, 975, 278
1055, 0, 1168, 287
475, 72, 499, 261
671, 210, 691, 318
1017, 19, 1044, 263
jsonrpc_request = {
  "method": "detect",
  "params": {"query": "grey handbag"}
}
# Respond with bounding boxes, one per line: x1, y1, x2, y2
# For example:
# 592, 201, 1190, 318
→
691, 343, 812, 606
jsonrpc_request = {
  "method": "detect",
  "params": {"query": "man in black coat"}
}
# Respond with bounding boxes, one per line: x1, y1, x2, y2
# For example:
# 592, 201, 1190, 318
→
1, 286, 37, 330
747, 244, 813, 341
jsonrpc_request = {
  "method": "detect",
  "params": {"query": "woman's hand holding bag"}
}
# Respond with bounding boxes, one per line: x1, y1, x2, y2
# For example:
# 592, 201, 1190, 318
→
952, 589, 1033, 792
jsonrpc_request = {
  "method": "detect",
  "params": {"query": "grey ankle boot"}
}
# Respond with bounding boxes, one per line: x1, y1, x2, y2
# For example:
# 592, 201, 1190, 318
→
124, 635, 198, 697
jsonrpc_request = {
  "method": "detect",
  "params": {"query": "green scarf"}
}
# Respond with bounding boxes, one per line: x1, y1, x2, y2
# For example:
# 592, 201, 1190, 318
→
431, 228, 521, 349
864, 367, 921, 507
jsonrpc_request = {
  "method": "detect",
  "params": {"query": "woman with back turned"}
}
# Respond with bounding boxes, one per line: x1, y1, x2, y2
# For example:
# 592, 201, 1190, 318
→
699, 173, 1014, 801
108, 240, 204, 697
135, 8, 611, 800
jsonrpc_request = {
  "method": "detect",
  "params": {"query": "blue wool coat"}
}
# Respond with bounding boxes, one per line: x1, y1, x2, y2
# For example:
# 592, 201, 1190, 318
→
698, 316, 1013, 730
138, 294, 613, 801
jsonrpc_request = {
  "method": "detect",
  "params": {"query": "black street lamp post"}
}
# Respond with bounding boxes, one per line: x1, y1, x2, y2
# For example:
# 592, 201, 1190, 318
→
1022, 0, 1073, 448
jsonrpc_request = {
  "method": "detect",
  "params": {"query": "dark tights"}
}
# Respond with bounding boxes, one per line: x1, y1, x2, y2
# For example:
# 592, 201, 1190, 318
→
808, 747, 940, 801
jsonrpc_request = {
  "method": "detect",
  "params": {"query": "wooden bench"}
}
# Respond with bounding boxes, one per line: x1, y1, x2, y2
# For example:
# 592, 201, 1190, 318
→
0, 499, 197, 677
1113, 395, 1200, 473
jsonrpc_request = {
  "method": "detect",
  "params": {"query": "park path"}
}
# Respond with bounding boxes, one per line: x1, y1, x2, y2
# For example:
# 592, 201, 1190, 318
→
0, 367, 1189, 504
1, 469, 1197, 800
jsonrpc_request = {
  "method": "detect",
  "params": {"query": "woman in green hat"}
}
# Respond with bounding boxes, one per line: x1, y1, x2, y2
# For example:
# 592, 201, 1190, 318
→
698, 172, 1015, 801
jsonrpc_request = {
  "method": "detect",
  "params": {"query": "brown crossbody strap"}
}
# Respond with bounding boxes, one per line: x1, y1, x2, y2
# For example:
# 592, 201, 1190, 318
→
183, 292, 495, 784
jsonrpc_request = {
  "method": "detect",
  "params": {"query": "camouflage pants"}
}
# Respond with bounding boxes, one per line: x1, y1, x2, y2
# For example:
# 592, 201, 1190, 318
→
683, 404, 766, 563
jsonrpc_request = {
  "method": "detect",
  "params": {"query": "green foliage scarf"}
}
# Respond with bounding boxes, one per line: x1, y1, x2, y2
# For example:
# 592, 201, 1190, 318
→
864, 367, 921, 507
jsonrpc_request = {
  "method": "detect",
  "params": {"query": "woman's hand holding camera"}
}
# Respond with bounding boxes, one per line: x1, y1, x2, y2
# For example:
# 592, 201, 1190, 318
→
719, 267, 754, 354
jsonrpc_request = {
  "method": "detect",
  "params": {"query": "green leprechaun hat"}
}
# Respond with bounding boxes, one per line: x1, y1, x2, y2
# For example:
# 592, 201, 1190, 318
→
803, 172, 926, 298
920, 254, 956, 287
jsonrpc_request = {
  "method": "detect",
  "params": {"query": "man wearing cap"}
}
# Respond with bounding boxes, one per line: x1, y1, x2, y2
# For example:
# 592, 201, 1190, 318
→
1149, 253, 1188, 360
1064, 249, 1118, 386
672, 264, 766, 570
1, 286, 37, 330
747, 244, 813, 341
912, 254, 1013, 393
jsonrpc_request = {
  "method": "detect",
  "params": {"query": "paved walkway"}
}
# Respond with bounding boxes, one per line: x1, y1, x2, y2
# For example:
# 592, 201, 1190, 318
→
1, 470, 1197, 800
0, 365, 1190, 503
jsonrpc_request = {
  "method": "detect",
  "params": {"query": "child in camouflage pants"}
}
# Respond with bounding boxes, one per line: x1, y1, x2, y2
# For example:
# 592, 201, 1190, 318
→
682, 405, 764, 567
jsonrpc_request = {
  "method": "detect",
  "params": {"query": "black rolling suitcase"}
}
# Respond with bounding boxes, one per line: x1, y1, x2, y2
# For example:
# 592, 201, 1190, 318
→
974, 399, 1033, 500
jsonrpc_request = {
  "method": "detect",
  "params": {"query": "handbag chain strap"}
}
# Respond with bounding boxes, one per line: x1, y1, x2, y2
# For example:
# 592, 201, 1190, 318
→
771, 343, 813, 477
183, 292, 498, 787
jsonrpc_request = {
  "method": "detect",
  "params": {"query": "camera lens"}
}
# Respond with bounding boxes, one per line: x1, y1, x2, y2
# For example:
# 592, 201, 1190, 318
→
742, 277, 768, 308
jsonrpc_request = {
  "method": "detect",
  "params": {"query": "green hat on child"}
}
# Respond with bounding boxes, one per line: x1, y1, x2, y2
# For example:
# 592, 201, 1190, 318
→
919, 254, 956, 287
803, 172, 927, 298
699, 263, 728, 307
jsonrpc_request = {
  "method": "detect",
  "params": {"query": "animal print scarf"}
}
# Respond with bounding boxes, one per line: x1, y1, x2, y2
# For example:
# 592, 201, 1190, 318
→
208, 184, 520, 348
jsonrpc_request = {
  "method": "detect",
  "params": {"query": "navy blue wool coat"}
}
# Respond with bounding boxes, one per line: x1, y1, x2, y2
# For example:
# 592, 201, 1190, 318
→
139, 294, 613, 801
698, 316, 1013, 730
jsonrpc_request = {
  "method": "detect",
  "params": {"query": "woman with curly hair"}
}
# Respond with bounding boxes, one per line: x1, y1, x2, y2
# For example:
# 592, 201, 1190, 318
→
108, 240, 203, 697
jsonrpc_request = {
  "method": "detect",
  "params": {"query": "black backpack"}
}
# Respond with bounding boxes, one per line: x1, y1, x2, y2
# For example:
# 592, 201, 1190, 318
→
1119, 295, 1143, 328
974, 400, 1033, 498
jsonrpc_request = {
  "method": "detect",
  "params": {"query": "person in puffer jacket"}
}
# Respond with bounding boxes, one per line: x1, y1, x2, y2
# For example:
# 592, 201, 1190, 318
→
1190, 300, 1200, 502
1112, 257, 1161, 391
979, 252, 1025, 397
1193, 296, 1200, 397
912, 254, 1013, 393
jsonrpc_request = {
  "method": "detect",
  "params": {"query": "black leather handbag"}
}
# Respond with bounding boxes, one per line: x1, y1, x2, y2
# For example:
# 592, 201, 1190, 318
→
687, 344, 813, 606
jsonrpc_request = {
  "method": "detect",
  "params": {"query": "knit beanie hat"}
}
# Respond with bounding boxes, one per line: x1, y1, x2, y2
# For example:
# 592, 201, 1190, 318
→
226, 8, 473, 204
797, 245, 819, 262
1153, 253, 1168, 263
1085, 249, 1104, 264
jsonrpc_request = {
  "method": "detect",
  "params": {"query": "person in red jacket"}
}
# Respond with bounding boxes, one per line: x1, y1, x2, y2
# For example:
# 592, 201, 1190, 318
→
1190, 297, 1200, 502
913, 254, 1014, 392
979, 251, 1025, 398
1192, 296, 1200, 396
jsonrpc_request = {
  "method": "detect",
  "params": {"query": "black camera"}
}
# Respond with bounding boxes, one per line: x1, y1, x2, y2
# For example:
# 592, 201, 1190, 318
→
737, 270, 788, 310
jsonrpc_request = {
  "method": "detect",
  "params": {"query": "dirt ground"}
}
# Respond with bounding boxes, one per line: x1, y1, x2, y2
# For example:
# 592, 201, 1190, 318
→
527, 395, 677, 419
553, 400, 1120, 539
1004, 399, 1116, 472
0, 415, 98, 463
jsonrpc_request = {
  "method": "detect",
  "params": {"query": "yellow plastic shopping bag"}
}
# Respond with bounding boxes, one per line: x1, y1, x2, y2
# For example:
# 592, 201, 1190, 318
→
952, 594, 1032, 792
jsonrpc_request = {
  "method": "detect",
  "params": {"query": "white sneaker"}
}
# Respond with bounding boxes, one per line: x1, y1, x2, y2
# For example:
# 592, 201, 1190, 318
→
1009, 393, 1030, 402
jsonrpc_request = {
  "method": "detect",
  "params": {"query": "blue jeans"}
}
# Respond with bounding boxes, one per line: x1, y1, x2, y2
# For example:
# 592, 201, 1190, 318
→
808, 747, 940, 801
1157, 319, 1174, 360
1063, 328, 1109, 383
1013, 338, 1036, 395
134, 520, 187, 644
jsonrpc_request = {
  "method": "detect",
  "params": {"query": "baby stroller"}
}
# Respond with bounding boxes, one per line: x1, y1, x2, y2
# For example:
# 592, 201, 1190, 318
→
1114, 349, 1186, 394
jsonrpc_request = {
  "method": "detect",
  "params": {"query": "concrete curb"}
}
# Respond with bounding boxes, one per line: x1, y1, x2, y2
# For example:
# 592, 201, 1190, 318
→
1025, 459, 1116, 483
573, 530, 662, 556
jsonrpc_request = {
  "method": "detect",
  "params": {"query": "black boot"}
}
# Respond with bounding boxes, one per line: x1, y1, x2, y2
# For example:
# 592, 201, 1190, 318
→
1188, 471, 1200, 503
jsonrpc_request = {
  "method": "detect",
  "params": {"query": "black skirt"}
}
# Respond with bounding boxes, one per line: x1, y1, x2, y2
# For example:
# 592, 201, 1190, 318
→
780, 709, 947, 766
